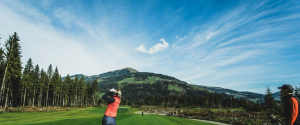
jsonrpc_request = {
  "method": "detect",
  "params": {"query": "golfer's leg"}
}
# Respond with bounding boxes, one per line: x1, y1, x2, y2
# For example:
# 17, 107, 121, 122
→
112, 117, 117, 125
102, 115, 110, 125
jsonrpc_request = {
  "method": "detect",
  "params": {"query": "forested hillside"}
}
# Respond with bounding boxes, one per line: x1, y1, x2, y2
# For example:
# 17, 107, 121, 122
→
95, 72, 251, 109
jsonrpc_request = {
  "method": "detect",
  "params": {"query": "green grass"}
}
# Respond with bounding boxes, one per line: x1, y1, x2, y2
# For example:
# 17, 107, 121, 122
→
0, 107, 216, 125
168, 85, 183, 92
116, 77, 167, 85
116, 78, 136, 84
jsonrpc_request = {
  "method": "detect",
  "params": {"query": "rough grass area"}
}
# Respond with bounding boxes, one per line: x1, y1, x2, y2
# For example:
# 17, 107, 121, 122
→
116, 77, 136, 84
116, 77, 166, 85
168, 85, 183, 92
0, 107, 216, 125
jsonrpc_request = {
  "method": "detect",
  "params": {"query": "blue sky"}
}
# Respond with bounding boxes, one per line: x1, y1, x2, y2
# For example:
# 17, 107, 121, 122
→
0, 0, 300, 94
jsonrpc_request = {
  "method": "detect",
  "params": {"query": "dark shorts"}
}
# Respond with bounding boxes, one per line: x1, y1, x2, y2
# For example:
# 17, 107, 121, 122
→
102, 115, 117, 125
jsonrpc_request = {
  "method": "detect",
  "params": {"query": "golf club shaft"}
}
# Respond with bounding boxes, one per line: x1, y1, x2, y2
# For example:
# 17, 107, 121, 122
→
121, 96, 134, 106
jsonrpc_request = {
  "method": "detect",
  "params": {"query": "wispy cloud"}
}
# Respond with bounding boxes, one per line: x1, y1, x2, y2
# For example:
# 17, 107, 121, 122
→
134, 39, 169, 54
53, 8, 76, 28
168, 0, 300, 93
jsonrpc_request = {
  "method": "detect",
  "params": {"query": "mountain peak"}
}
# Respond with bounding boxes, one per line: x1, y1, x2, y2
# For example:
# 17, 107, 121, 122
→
123, 67, 139, 73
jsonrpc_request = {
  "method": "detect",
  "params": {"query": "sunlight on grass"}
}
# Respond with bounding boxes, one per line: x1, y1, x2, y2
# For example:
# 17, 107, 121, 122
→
0, 107, 216, 125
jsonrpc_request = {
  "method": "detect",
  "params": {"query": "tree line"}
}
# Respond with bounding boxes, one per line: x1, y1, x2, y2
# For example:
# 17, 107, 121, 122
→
0, 32, 99, 108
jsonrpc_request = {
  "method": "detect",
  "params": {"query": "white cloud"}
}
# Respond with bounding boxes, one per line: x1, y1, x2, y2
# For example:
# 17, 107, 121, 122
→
206, 32, 217, 41
134, 39, 169, 54
173, 44, 176, 48
54, 8, 76, 28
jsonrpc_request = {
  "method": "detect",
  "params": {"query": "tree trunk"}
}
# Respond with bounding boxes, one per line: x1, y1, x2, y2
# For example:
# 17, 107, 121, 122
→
33, 88, 35, 107
80, 96, 82, 107
20, 91, 23, 106
53, 90, 55, 106
46, 88, 49, 107
23, 87, 26, 106
4, 85, 9, 108
63, 96, 64, 106
83, 94, 85, 107
57, 94, 59, 106
10, 89, 12, 107
39, 88, 42, 107
0, 65, 8, 102
0, 82, 5, 108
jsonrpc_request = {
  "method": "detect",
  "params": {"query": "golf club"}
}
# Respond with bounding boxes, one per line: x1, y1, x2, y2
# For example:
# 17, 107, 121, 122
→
121, 96, 134, 107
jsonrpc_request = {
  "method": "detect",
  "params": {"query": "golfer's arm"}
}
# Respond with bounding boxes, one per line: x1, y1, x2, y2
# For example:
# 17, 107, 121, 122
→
102, 91, 115, 103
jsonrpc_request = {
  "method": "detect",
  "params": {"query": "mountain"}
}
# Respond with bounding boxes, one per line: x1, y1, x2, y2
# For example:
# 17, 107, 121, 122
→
62, 67, 276, 103
195, 85, 281, 103
62, 67, 138, 81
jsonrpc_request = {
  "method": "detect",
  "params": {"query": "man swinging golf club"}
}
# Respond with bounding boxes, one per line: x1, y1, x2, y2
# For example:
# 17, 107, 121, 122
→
102, 88, 122, 125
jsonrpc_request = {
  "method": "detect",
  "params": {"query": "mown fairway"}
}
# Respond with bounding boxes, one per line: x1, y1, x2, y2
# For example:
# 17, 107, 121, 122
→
0, 107, 216, 125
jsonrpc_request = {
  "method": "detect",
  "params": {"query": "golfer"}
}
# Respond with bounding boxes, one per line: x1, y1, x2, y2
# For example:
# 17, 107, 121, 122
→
102, 88, 122, 125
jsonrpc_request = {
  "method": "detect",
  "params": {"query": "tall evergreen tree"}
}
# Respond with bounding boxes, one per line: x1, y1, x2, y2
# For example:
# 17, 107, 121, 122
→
74, 75, 79, 106
57, 75, 62, 106
51, 67, 60, 106
295, 86, 300, 98
92, 79, 98, 106
38, 69, 46, 106
1, 32, 22, 107
264, 85, 276, 111
85, 81, 91, 106
0, 37, 4, 106
63, 74, 71, 106
22, 58, 33, 106
32, 64, 40, 107
46, 64, 52, 106
79, 76, 85, 107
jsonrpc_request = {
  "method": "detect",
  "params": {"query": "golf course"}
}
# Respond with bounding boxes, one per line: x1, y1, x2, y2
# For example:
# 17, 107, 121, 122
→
0, 107, 218, 125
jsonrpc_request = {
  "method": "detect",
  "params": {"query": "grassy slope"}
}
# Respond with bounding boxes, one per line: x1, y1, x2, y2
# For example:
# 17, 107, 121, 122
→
116, 77, 163, 85
0, 107, 215, 125
168, 85, 183, 92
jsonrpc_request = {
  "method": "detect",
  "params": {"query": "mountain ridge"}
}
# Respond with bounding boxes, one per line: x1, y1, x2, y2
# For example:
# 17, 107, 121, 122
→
62, 67, 273, 103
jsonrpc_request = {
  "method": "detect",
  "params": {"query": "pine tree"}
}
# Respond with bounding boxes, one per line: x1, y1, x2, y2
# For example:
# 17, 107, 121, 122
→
69, 78, 75, 106
22, 58, 33, 106
64, 74, 71, 106
74, 75, 79, 106
51, 67, 60, 106
1, 32, 22, 107
295, 86, 300, 98
264, 85, 276, 111
46, 64, 52, 107
38, 69, 46, 106
57, 75, 62, 106
79, 76, 85, 107
32, 64, 40, 107
85, 81, 91, 106
92, 79, 98, 106
0, 39, 4, 106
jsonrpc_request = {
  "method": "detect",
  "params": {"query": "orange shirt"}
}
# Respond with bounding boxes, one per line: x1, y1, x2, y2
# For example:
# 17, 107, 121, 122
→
289, 98, 299, 125
105, 96, 121, 117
